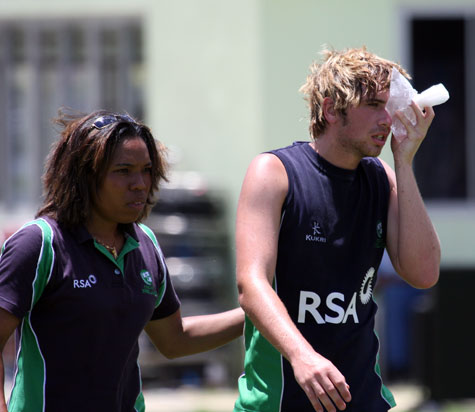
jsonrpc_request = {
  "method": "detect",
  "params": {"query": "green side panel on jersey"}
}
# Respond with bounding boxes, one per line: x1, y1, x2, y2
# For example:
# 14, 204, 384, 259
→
234, 316, 284, 412
135, 223, 167, 412
27, 219, 55, 306
134, 381, 146, 412
8, 219, 55, 412
374, 326, 396, 408
138, 223, 167, 307
9, 319, 49, 411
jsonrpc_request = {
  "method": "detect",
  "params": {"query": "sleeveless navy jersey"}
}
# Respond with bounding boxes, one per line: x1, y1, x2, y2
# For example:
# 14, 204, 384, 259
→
235, 142, 395, 412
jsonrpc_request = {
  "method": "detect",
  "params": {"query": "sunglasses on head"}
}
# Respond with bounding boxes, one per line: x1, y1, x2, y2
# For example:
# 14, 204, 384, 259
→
92, 114, 137, 130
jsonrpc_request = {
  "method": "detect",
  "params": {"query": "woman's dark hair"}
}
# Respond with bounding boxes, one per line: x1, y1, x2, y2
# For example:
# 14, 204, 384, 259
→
36, 108, 168, 227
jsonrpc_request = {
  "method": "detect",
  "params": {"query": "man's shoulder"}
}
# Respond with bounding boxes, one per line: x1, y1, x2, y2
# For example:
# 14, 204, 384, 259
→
265, 142, 313, 169
267, 141, 309, 155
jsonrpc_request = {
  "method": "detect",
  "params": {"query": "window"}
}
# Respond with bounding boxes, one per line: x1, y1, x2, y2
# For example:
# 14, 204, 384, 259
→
0, 19, 144, 209
410, 16, 475, 200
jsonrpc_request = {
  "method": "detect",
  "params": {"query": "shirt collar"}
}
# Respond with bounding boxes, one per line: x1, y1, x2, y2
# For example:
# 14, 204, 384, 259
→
73, 222, 140, 244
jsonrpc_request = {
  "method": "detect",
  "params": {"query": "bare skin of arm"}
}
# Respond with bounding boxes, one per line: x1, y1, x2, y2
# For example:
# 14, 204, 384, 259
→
235, 154, 351, 412
384, 102, 441, 288
144, 307, 244, 359
0, 308, 20, 412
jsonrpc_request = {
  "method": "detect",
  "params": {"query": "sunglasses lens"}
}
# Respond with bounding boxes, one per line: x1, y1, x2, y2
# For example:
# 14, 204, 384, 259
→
92, 114, 136, 130
92, 115, 117, 129
121, 114, 135, 123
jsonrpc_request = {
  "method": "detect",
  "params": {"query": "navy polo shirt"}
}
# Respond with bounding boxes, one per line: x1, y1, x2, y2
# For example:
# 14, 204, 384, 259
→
0, 216, 180, 412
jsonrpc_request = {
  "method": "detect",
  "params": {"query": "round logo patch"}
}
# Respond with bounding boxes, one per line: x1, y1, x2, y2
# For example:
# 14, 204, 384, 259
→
140, 270, 153, 286
359, 267, 375, 305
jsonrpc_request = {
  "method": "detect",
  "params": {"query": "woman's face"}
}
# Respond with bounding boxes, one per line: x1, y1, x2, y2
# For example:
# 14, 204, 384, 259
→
90, 136, 152, 228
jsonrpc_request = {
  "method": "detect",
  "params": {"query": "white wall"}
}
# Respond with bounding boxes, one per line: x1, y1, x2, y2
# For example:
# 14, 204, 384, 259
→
1, 0, 474, 266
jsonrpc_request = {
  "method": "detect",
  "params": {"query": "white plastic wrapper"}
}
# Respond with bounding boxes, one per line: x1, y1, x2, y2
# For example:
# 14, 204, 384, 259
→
386, 67, 450, 139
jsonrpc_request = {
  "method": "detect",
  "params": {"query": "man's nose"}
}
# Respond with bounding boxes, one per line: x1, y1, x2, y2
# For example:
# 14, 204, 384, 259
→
380, 108, 392, 127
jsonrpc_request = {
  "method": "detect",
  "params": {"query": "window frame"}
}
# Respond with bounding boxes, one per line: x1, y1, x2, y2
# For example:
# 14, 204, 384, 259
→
398, 7, 475, 206
0, 18, 144, 210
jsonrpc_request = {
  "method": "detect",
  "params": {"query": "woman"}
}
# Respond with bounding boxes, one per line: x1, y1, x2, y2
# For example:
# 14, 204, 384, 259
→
0, 110, 244, 412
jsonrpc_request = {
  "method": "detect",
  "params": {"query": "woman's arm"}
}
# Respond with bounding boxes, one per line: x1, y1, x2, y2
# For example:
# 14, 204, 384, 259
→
144, 307, 244, 359
0, 308, 20, 412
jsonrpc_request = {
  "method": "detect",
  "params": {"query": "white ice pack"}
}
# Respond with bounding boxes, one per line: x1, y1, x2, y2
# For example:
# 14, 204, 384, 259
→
386, 67, 449, 139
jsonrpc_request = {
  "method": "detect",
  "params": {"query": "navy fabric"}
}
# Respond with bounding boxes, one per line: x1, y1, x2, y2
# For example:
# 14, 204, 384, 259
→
0, 216, 180, 412
239, 141, 394, 412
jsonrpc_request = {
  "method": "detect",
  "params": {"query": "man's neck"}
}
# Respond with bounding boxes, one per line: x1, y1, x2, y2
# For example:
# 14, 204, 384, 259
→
310, 138, 361, 170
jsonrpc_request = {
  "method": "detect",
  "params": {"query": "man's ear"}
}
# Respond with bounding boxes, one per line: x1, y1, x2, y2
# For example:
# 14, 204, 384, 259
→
322, 97, 338, 124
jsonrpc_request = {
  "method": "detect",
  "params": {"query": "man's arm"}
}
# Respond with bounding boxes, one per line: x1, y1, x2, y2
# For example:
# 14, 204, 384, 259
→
236, 153, 351, 412
384, 101, 441, 288
144, 307, 244, 359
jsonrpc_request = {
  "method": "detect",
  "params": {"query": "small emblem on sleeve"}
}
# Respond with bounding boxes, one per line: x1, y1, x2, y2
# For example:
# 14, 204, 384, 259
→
140, 270, 153, 285
374, 220, 385, 248
140, 269, 157, 297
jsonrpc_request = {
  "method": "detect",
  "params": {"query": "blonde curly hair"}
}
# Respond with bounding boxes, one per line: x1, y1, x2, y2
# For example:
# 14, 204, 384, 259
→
300, 46, 410, 140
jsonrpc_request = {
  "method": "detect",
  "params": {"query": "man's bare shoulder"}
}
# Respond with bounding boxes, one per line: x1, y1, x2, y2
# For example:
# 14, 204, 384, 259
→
244, 153, 288, 192
377, 157, 397, 191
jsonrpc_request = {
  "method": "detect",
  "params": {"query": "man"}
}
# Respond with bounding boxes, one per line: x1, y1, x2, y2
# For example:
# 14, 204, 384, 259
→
233, 47, 440, 412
